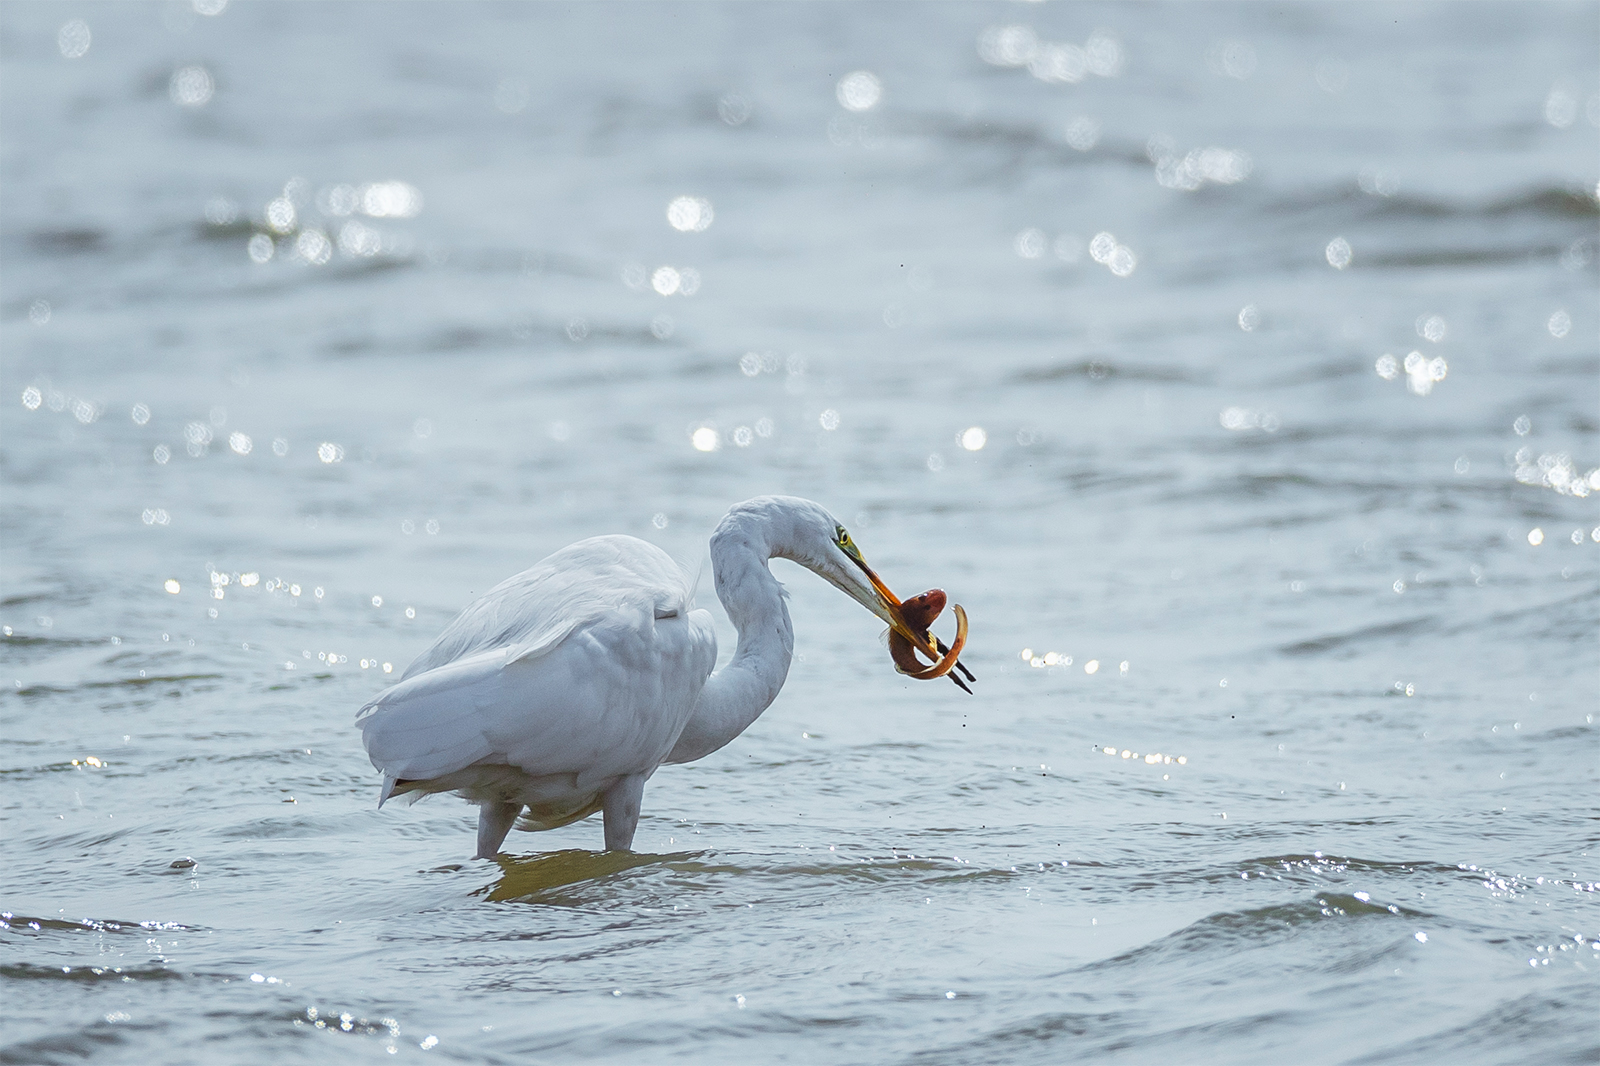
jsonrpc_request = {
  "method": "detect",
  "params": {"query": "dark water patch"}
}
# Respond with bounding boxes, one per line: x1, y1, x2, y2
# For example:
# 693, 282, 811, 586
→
903, 1009, 1130, 1066
217, 814, 352, 840
0, 759, 119, 782
1279, 615, 1436, 657
1266, 359, 1367, 386
1268, 182, 1599, 222
0, 593, 66, 610
1362, 244, 1569, 269
1013, 360, 1201, 385
322, 256, 415, 282
1525, 354, 1600, 378
0, 635, 118, 668
0, 962, 187, 983
80, 673, 225, 691
26, 229, 106, 256
0, 1023, 144, 1066
1353, 990, 1600, 1065
10, 673, 225, 698
0, 914, 189, 935
1078, 896, 1420, 978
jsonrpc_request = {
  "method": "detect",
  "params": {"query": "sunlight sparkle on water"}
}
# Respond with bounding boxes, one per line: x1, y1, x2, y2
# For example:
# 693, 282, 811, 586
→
666, 197, 714, 232
1087, 232, 1138, 276
1544, 87, 1578, 128
1150, 141, 1252, 190
1417, 315, 1448, 343
1326, 237, 1353, 269
1101, 745, 1186, 766
360, 182, 423, 219
652, 267, 682, 295
58, 19, 91, 59
1515, 452, 1599, 497
1400, 351, 1447, 396
977, 25, 1038, 67
296, 230, 332, 265
1030, 43, 1088, 84
1220, 406, 1279, 432
1014, 229, 1047, 259
338, 221, 382, 257
170, 66, 214, 107
265, 198, 296, 234
836, 72, 882, 112
1065, 117, 1100, 151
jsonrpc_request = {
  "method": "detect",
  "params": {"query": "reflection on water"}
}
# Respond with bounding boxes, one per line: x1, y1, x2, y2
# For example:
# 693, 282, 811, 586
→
479, 849, 701, 904
2, 1, 1596, 1062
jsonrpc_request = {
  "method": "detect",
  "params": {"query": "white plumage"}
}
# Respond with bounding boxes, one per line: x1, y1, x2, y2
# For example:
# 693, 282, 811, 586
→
357, 495, 957, 858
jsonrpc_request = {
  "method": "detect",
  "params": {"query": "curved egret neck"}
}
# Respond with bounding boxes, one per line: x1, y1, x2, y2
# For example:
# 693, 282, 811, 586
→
664, 499, 821, 763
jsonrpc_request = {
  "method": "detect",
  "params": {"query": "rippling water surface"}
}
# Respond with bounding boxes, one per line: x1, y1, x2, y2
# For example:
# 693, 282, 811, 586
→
3, 3, 1598, 1062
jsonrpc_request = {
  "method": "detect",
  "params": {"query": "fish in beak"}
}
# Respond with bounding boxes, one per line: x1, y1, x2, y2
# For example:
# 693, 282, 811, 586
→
838, 542, 973, 692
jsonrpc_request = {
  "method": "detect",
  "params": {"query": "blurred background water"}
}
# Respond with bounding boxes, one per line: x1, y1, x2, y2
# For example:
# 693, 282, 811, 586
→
3, 2, 1597, 1062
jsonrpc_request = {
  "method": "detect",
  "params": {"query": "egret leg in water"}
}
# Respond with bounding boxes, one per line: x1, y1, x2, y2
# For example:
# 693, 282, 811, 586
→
476, 801, 523, 860
358, 496, 971, 857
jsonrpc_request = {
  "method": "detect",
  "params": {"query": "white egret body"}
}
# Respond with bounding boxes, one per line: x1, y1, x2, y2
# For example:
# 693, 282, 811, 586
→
357, 495, 966, 857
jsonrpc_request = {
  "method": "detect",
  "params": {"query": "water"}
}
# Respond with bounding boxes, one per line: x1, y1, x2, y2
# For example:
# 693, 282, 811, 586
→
3, 2, 1597, 1062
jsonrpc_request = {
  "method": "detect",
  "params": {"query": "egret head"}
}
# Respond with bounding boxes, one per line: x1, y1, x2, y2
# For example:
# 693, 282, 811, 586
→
715, 495, 966, 681
766, 499, 939, 660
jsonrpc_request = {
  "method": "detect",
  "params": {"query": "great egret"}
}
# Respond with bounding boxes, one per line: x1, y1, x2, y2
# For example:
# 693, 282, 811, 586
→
357, 495, 970, 858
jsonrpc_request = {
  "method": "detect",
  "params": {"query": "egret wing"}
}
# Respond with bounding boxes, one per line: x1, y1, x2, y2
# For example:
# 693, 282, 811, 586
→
358, 604, 716, 789
358, 535, 718, 796
401, 535, 690, 681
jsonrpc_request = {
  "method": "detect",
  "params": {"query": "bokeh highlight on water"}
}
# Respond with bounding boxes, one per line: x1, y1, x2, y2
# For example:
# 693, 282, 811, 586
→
3, 3, 1597, 1062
